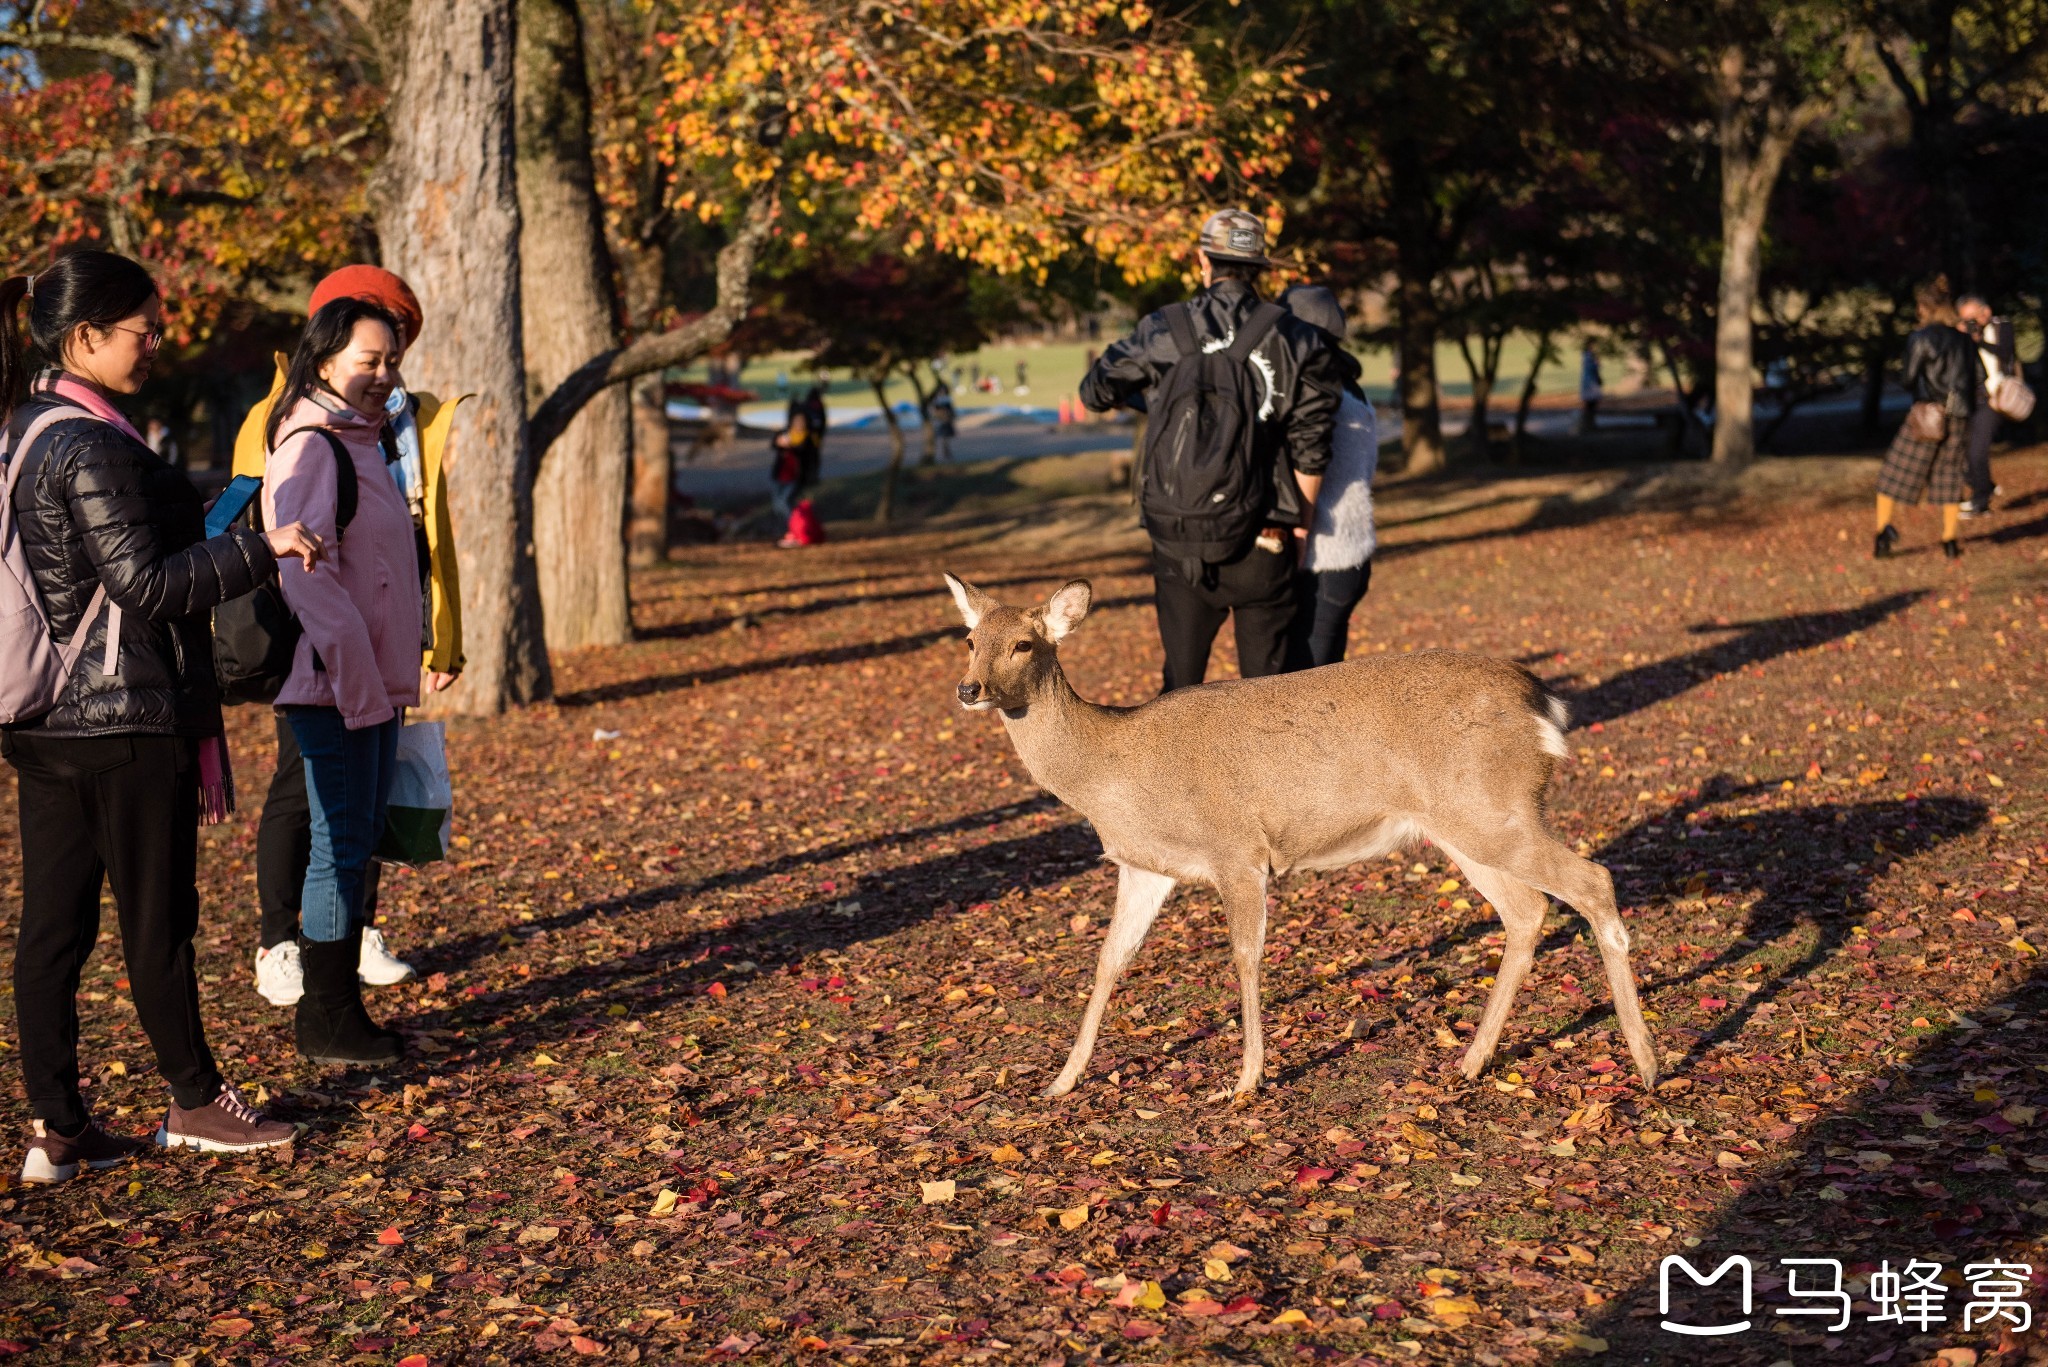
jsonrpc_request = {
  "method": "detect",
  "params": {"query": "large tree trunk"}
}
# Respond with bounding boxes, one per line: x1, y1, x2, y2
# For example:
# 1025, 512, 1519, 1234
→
1710, 47, 1808, 470
1510, 332, 1552, 467
372, 0, 550, 713
626, 373, 671, 565
1394, 271, 1445, 475
517, 0, 632, 650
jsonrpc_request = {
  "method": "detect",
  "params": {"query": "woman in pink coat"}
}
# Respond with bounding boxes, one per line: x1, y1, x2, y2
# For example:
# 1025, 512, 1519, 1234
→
261, 297, 422, 1065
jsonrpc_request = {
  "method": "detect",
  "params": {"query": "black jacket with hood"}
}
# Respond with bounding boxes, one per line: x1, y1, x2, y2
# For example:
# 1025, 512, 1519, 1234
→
1901, 324, 1982, 415
1080, 279, 1357, 525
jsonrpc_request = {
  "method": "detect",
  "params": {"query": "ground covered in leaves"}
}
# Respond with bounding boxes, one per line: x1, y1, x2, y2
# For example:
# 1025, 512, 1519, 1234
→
4, 451, 2047, 1366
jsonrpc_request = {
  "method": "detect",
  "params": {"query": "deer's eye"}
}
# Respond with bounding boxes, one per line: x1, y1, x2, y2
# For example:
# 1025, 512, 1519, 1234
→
1012, 640, 1032, 654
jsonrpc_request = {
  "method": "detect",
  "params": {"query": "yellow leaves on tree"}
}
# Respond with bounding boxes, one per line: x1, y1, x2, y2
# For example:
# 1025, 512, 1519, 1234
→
643, 0, 1306, 283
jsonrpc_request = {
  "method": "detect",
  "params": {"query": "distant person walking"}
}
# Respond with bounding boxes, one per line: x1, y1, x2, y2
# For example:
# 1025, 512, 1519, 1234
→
3, 251, 316, 1176
769, 409, 818, 522
1080, 209, 1351, 691
1578, 342, 1602, 434
791, 381, 828, 447
1279, 286, 1376, 670
1958, 294, 2020, 517
1876, 278, 1980, 561
929, 384, 956, 462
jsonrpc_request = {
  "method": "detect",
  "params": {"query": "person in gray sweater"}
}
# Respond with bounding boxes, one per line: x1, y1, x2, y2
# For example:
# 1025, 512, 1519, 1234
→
1280, 286, 1376, 669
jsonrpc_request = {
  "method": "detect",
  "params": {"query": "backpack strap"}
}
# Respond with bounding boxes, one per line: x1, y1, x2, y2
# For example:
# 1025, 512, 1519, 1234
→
1226, 301, 1287, 362
274, 426, 359, 532
1163, 300, 1203, 361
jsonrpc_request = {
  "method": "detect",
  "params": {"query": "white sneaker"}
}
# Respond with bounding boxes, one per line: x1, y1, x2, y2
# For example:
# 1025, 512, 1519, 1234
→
253, 941, 303, 1006
358, 927, 416, 986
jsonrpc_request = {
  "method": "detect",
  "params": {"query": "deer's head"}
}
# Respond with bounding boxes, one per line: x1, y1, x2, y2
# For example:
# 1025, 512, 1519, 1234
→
944, 574, 1092, 712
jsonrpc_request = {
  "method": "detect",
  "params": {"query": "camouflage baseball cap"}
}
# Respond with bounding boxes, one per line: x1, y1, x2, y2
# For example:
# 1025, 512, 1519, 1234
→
1197, 209, 1270, 266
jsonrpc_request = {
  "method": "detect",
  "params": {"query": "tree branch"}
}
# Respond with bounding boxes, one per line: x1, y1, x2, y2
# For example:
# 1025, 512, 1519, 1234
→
527, 184, 777, 467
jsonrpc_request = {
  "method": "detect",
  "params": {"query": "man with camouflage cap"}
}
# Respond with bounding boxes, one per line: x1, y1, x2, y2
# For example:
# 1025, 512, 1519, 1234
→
1081, 210, 1355, 691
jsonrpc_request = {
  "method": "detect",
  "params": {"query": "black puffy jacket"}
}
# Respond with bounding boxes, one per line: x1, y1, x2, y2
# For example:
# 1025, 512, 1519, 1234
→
4, 381, 277, 738
1080, 279, 1357, 521
1901, 324, 1982, 414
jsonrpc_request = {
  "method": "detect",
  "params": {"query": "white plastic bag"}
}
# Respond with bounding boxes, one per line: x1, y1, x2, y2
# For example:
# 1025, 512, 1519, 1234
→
375, 720, 453, 867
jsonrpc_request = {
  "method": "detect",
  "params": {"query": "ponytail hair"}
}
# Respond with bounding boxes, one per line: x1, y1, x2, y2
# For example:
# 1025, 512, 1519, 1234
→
265, 295, 401, 452
0, 250, 159, 419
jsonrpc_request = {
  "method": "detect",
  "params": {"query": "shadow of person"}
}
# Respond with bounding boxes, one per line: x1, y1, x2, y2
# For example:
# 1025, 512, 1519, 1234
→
1563, 591, 1928, 730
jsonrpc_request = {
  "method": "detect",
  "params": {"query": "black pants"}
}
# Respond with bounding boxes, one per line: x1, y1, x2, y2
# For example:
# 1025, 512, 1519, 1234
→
1152, 541, 1297, 692
4, 732, 223, 1126
1966, 405, 2000, 506
257, 713, 380, 949
1285, 560, 1372, 670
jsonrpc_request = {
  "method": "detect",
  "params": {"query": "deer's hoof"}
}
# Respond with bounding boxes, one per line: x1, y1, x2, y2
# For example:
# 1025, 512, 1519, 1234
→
1458, 1052, 1487, 1082
1042, 1077, 1077, 1099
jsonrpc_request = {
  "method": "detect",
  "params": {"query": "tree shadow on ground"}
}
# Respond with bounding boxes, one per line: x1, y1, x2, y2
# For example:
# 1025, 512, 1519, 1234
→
561, 594, 1151, 706
1560, 590, 1928, 729
1583, 956, 2045, 1362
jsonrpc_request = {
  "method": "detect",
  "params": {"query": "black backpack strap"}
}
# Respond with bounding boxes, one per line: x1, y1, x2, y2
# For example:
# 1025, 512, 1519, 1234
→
1163, 300, 1202, 360
276, 426, 359, 532
1227, 301, 1287, 362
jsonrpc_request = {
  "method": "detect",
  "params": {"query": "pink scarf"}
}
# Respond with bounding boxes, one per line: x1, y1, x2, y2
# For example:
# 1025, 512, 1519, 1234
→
45, 374, 236, 824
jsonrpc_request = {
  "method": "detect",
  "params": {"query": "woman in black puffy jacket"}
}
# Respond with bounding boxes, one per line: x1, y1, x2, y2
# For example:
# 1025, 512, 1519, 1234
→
0, 252, 322, 1181
1875, 278, 1981, 561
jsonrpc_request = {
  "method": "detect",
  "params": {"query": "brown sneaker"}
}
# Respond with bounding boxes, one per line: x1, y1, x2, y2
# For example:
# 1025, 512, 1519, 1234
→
22, 1117, 149, 1185
154, 1086, 296, 1154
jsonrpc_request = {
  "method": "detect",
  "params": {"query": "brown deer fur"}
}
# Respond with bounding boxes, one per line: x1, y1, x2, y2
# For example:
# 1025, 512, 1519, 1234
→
943, 573, 1659, 1098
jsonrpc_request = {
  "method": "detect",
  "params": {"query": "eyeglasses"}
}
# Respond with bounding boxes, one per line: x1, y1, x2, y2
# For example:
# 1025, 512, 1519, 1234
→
106, 325, 164, 350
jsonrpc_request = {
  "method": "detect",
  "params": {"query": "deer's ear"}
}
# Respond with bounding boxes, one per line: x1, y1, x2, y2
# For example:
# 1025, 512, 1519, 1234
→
1042, 579, 1092, 642
943, 572, 991, 628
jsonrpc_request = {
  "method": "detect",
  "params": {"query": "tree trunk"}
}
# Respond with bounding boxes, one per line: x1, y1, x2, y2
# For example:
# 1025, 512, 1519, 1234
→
517, 0, 632, 650
1456, 329, 1504, 461
1393, 267, 1444, 475
1861, 343, 1887, 439
871, 374, 906, 524
626, 373, 671, 565
908, 367, 938, 466
1511, 332, 1553, 467
372, 0, 550, 713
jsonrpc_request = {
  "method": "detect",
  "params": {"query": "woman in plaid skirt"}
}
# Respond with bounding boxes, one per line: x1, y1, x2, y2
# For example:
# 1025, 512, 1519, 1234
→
1876, 279, 1982, 561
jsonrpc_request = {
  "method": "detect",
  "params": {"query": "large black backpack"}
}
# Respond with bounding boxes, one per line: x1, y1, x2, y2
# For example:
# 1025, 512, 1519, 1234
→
213, 427, 359, 704
1139, 299, 1287, 564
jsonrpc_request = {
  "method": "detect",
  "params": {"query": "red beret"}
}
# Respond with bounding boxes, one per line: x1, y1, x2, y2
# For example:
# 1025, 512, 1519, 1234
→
308, 266, 423, 347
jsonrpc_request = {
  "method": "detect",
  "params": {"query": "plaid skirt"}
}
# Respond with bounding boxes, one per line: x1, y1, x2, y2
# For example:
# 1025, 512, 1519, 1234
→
1877, 409, 1969, 504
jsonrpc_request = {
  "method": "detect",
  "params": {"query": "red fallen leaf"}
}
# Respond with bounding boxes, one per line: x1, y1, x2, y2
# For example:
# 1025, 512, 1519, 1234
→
354, 1338, 393, 1352
1293, 1166, 1336, 1185
407, 1123, 431, 1141
1151, 1202, 1171, 1225
569, 1335, 606, 1355
1055, 1265, 1088, 1285
1180, 1299, 1225, 1317
377, 1227, 405, 1246
1587, 1059, 1617, 1073
398, 1357, 430, 1367
114, 977, 130, 990
706, 982, 728, 998
1699, 997, 1728, 1010
533, 1332, 568, 1351
426, 972, 449, 992
205, 1317, 255, 1338
0, 1344, 28, 1358
1122, 1321, 1162, 1339
1588, 722, 1604, 733
1373, 1301, 1404, 1320
1224, 1296, 1261, 1313
1977, 1114, 2017, 1134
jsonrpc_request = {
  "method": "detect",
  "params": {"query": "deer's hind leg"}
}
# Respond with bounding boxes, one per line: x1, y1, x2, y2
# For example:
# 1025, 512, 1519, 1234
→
1440, 855, 1550, 1081
1516, 840, 1659, 1087
1045, 864, 1175, 1098
1215, 867, 1271, 1099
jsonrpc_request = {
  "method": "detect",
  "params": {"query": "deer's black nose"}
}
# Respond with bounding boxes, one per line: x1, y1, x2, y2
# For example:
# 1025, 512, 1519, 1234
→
957, 681, 981, 704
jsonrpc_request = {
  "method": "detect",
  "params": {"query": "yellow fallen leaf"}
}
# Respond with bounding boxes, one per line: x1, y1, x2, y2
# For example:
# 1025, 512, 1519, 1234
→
1433, 1028, 1460, 1050
1450, 1173, 1481, 1187
1134, 1281, 1166, 1310
532, 1052, 558, 1067
920, 1180, 956, 1205
649, 1189, 678, 1218
1271, 1308, 1310, 1326
1425, 1295, 1479, 1319
1436, 879, 1461, 893
301, 1242, 326, 1260
990, 1143, 1024, 1164
1565, 1332, 1608, 1353
1451, 898, 1471, 910
1203, 1258, 1232, 1281
1089, 1149, 1119, 1167
1715, 1151, 1747, 1169
105, 1060, 126, 1077
1058, 1203, 1090, 1231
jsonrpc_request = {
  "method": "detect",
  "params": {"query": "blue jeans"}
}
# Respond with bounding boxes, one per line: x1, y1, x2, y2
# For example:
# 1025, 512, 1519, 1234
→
282, 707, 399, 943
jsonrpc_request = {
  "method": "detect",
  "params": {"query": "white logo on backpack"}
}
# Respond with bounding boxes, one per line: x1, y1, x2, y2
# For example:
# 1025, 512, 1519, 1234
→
0, 405, 121, 724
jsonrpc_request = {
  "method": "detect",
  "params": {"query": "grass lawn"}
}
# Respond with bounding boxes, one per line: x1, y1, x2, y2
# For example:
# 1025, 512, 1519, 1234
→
4, 449, 2045, 1363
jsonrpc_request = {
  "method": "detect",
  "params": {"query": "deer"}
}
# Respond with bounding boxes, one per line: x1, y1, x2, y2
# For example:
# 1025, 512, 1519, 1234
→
942, 573, 1658, 1100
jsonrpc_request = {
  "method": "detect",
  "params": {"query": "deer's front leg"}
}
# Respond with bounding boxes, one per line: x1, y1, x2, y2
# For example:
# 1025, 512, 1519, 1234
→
1045, 865, 1174, 1098
1215, 870, 1271, 1100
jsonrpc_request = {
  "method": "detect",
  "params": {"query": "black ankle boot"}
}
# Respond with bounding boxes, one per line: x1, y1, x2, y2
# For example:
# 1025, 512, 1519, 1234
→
296, 930, 404, 1066
1874, 525, 1899, 559
1943, 538, 1962, 560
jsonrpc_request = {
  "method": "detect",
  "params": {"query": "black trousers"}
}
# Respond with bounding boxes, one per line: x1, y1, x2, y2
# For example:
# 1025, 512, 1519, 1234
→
4, 732, 223, 1126
1285, 560, 1372, 670
1152, 541, 1297, 692
1966, 405, 2000, 505
257, 712, 380, 949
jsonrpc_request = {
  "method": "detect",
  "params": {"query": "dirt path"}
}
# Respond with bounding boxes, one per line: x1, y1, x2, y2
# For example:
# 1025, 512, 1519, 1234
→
3, 451, 2045, 1364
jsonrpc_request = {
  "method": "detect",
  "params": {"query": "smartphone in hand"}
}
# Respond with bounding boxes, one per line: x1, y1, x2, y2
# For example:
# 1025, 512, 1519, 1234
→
205, 475, 262, 538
